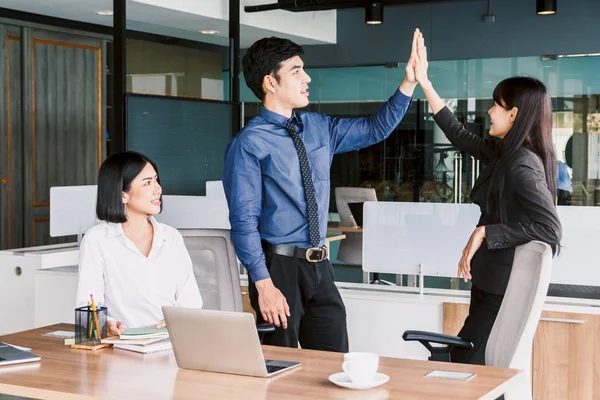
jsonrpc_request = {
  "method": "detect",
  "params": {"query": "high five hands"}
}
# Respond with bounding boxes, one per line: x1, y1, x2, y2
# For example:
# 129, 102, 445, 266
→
407, 28, 429, 87
408, 28, 485, 282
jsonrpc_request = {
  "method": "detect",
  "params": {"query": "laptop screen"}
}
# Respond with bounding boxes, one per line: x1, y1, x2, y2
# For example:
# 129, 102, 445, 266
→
348, 202, 365, 227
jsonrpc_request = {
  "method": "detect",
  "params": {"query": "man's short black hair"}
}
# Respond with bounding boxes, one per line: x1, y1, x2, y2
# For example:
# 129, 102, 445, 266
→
243, 36, 304, 101
96, 151, 161, 223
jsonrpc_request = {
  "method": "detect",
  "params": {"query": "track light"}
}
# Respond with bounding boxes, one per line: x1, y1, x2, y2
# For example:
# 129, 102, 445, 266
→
537, 0, 556, 15
366, 1, 383, 25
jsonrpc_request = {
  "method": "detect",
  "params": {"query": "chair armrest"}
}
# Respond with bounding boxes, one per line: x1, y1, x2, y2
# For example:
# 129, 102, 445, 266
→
403, 330, 473, 348
256, 323, 276, 334
402, 330, 473, 362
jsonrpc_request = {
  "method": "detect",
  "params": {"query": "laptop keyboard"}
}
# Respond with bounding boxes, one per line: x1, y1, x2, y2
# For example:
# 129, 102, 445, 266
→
265, 359, 287, 374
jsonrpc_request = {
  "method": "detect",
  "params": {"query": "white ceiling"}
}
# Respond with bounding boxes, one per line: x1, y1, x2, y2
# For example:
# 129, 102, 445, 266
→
1, 0, 335, 48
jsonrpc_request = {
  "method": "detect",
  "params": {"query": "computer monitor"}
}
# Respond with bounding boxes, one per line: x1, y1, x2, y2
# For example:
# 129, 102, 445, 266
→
334, 187, 377, 226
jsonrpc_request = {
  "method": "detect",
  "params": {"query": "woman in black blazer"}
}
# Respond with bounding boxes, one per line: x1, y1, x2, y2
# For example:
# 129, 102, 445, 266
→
410, 31, 562, 364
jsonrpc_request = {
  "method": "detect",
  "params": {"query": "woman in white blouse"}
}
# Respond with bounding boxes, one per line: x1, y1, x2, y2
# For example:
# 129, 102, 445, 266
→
76, 151, 203, 336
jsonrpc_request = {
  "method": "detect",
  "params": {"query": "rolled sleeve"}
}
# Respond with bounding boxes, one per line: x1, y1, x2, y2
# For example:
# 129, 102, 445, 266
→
329, 89, 413, 154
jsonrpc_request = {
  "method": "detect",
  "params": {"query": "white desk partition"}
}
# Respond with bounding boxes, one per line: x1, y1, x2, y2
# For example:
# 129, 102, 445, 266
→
552, 206, 600, 286
155, 181, 230, 229
49, 181, 230, 238
50, 185, 98, 238
363, 201, 600, 287
362, 202, 480, 280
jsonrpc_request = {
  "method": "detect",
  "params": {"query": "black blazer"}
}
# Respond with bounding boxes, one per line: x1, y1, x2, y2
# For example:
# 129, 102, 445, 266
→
433, 107, 562, 295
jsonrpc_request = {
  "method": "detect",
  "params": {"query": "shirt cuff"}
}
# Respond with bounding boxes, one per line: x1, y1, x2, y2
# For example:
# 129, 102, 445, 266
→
485, 223, 511, 249
248, 264, 271, 283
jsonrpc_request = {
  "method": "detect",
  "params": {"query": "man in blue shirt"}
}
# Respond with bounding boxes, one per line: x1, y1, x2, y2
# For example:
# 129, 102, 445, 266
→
557, 160, 572, 205
223, 32, 418, 351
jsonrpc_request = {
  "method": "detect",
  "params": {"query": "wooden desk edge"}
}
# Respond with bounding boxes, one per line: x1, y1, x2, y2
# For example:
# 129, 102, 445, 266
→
478, 369, 525, 400
0, 382, 101, 400
326, 222, 363, 233
325, 234, 346, 243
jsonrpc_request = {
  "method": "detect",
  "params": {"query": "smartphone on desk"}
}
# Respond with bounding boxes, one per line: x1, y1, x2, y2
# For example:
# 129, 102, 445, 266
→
424, 370, 477, 381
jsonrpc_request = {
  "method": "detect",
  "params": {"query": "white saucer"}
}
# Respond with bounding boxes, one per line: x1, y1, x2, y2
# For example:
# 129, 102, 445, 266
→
328, 372, 390, 390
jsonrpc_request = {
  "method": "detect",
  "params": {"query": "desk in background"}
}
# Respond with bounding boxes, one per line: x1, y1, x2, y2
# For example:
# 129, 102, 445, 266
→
0, 324, 522, 400
327, 222, 363, 234
325, 233, 346, 246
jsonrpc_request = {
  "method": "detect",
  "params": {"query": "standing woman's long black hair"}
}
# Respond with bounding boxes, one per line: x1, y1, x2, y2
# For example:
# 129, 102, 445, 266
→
487, 77, 558, 224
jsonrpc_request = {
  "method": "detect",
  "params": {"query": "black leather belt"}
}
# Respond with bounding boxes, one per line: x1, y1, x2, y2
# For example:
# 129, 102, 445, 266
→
262, 241, 328, 263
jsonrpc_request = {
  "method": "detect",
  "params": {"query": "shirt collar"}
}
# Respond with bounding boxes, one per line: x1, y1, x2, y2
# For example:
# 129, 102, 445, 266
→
259, 106, 303, 129
106, 216, 172, 248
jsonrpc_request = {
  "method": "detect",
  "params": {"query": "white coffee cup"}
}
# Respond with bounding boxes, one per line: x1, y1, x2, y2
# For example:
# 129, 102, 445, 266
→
342, 352, 379, 384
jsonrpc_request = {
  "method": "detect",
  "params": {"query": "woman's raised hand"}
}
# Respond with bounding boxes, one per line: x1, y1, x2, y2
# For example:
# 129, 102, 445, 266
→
414, 31, 430, 86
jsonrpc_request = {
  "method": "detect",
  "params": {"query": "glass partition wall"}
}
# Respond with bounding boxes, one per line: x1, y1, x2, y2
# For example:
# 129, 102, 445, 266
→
243, 54, 600, 210
242, 53, 600, 287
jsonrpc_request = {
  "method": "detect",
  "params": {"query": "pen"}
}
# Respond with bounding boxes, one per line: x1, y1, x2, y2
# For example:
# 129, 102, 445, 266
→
90, 294, 102, 340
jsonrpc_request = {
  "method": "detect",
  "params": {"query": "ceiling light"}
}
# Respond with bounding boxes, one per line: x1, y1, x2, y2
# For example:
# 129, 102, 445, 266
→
93, 10, 114, 16
365, 2, 383, 25
536, 0, 556, 15
200, 30, 220, 35
557, 53, 600, 58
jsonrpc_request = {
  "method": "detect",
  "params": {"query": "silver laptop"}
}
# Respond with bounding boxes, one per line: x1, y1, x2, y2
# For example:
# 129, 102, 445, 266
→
0, 342, 40, 366
162, 306, 301, 377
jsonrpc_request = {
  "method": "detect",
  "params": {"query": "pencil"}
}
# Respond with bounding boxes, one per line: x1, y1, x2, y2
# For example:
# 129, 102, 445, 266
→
90, 294, 102, 340
88, 300, 93, 338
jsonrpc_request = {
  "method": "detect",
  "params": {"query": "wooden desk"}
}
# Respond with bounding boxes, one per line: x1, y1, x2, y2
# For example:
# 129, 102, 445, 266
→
327, 222, 363, 233
0, 324, 523, 400
325, 233, 346, 246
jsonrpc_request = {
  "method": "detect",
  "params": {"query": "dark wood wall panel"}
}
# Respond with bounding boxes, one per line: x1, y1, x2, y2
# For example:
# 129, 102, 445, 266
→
32, 40, 101, 206
0, 27, 24, 250
0, 26, 7, 250
32, 218, 50, 247
8, 35, 23, 249
0, 24, 105, 250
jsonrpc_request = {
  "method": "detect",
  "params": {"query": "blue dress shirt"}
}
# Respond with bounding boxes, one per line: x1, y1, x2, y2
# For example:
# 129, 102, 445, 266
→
223, 90, 412, 282
557, 161, 572, 193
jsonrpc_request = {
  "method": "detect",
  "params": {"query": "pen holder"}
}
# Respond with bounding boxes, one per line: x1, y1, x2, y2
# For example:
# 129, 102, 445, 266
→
75, 306, 108, 344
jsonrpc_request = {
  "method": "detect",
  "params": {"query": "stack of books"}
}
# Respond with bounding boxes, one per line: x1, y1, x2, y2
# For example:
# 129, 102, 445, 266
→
101, 326, 171, 354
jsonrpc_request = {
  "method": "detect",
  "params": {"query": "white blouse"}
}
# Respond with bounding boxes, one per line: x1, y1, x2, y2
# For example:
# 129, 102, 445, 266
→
76, 216, 203, 328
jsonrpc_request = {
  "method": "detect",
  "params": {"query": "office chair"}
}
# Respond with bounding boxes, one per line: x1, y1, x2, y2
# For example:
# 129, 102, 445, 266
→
334, 187, 386, 283
403, 241, 553, 400
179, 229, 274, 337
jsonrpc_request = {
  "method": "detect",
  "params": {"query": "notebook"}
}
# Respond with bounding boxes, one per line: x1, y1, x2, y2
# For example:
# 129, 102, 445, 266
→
101, 336, 169, 346
0, 342, 41, 366
113, 339, 172, 354
119, 326, 169, 340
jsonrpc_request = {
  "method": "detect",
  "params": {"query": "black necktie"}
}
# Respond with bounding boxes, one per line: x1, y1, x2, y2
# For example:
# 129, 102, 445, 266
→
285, 120, 320, 247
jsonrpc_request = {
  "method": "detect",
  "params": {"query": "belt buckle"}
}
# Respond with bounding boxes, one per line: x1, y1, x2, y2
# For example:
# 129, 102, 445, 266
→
305, 247, 326, 263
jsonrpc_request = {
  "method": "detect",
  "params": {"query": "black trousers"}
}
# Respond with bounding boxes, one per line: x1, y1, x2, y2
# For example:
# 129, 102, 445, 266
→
249, 252, 349, 352
450, 285, 504, 365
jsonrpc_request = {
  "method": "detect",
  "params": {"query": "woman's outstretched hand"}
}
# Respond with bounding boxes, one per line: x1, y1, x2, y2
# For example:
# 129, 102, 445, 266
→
413, 30, 430, 86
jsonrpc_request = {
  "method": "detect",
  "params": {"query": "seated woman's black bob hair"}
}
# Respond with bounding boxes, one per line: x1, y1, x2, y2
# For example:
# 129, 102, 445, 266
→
96, 151, 161, 223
